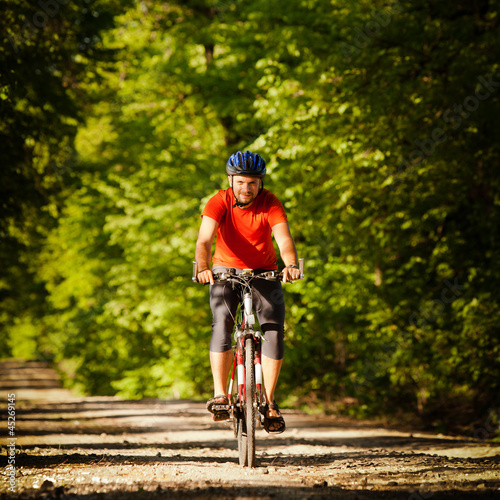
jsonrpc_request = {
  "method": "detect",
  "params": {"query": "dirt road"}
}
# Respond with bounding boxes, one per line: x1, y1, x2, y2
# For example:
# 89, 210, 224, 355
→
1, 360, 499, 499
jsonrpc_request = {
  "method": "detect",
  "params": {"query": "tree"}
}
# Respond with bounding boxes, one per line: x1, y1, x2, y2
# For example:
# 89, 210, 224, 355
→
0, 0, 130, 357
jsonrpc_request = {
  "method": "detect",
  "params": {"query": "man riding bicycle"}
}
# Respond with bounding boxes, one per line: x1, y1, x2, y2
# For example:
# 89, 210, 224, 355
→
195, 150, 301, 434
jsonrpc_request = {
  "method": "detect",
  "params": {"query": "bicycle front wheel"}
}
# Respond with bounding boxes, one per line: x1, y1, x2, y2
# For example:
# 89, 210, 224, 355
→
233, 396, 248, 466
236, 414, 248, 466
245, 336, 256, 467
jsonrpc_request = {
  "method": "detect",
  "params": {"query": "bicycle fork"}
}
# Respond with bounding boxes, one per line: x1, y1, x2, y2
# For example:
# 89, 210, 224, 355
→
229, 330, 263, 407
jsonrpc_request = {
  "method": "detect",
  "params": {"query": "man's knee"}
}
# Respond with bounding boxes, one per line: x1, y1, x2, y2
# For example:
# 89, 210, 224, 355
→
261, 323, 285, 359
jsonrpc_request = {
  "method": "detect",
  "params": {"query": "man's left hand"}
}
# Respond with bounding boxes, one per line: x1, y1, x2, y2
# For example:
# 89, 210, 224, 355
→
282, 265, 301, 283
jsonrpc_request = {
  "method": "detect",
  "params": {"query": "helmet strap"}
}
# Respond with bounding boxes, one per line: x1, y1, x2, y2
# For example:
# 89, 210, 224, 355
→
233, 198, 251, 208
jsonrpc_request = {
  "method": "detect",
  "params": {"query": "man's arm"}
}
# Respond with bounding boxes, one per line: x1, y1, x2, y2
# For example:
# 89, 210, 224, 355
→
272, 222, 300, 282
195, 216, 218, 284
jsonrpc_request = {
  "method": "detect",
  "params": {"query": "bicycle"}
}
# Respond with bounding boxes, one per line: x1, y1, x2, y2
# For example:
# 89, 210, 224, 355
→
192, 259, 304, 467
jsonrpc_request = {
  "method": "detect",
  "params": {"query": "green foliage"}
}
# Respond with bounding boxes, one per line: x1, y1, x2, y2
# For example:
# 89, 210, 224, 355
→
2, 0, 499, 435
0, 0, 132, 358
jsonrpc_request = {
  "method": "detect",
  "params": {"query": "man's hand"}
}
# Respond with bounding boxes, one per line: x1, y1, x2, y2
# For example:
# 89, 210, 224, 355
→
282, 265, 301, 283
198, 269, 214, 285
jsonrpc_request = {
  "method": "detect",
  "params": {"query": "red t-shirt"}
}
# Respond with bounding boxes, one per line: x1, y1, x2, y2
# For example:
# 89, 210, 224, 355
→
202, 188, 288, 270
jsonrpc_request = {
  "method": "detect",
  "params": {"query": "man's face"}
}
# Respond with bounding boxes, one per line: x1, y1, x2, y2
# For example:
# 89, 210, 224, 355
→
229, 175, 261, 207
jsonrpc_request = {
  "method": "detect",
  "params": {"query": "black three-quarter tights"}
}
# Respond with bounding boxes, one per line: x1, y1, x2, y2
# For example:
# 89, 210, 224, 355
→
209, 267, 285, 360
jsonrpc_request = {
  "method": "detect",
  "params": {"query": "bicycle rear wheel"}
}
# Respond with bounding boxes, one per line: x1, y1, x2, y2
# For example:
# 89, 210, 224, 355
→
245, 336, 256, 467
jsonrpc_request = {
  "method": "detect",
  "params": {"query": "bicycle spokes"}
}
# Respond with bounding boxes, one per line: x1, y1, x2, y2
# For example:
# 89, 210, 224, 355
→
254, 334, 263, 401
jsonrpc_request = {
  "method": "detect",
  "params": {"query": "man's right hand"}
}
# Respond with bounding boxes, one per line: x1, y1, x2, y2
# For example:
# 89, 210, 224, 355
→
197, 269, 214, 285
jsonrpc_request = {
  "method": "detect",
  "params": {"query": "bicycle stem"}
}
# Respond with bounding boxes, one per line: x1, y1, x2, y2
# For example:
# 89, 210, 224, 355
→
243, 293, 255, 326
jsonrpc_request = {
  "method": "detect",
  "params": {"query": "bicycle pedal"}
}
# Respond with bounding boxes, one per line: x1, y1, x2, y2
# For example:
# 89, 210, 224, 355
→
212, 404, 230, 411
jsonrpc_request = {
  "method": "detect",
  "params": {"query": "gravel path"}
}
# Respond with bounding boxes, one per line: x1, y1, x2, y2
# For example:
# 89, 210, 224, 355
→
1, 360, 499, 499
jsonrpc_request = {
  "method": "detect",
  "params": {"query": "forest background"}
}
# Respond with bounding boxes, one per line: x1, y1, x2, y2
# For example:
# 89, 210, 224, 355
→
1, 0, 499, 437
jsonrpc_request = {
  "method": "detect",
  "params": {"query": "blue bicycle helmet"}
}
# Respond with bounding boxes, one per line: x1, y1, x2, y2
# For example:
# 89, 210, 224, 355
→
226, 150, 266, 177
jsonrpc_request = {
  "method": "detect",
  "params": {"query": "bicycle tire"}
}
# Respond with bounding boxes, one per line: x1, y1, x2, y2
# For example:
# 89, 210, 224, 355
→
233, 395, 248, 466
245, 336, 256, 467
236, 413, 248, 466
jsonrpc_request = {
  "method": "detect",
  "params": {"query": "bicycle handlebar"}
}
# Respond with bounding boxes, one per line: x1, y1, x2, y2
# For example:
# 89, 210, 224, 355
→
192, 259, 304, 283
